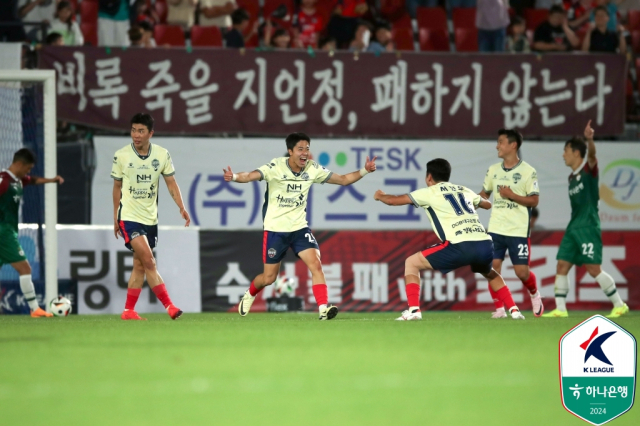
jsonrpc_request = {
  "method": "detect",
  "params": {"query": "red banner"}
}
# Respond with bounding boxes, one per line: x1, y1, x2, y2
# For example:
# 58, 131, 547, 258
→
39, 47, 626, 138
200, 230, 640, 313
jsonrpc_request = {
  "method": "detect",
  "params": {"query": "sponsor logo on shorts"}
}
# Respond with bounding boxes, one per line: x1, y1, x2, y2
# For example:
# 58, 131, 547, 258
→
131, 232, 140, 239
268, 248, 277, 258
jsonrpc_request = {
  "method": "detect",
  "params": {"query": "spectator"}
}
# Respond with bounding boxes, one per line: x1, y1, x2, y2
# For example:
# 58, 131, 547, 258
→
367, 20, 394, 53
582, 6, 627, 53
138, 21, 156, 47
533, 5, 580, 51
265, 28, 291, 48
199, 0, 236, 29
327, 0, 368, 48
132, 0, 159, 26
406, 0, 438, 20
476, 0, 509, 52
564, 0, 592, 31
530, 207, 541, 230
1, 0, 26, 42
98, 0, 130, 46
167, 0, 197, 29
44, 31, 63, 45
589, 0, 624, 33
536, 0, 561, 8
293, 0, 323, 48
507, 16, 531, 52
349, 20, 371, 51
319, 36, 337, 51
49, 1, 83, 46
447, 0, 477, 10
225, 8, 258, 48
18, 0, 59, 41
128, 25, 144, 46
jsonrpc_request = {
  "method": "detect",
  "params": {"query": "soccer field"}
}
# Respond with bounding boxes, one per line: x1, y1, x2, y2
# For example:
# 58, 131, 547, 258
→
1, 312, 638, 426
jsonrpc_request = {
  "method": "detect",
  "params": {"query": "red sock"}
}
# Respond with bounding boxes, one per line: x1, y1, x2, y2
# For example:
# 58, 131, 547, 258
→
496, 285, 517, 311
152, 283, 173, 308
125, 288, 141, 310
522, 271, 538, 295
405, 283, 421, 309
312, 284, 328, 306
249, 281, 262, 297
488, 284, 504, 309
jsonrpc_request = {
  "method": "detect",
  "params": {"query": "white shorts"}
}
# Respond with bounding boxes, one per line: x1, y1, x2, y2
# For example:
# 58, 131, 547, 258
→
98, 18, 130, 47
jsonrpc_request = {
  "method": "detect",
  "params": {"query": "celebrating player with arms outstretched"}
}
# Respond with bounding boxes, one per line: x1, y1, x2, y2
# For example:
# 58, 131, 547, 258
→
0, 148, 63, 317
224, 132, 377, 320
375, 158, 524, 320
112, 113, 190, 321
543, 121, 629, 318
478, 129, 543, 318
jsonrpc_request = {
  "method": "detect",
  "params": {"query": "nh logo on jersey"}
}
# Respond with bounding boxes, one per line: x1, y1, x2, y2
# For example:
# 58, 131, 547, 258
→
287, 184, 302, 193
137, 174, 152, 183
559, 315, 636, 425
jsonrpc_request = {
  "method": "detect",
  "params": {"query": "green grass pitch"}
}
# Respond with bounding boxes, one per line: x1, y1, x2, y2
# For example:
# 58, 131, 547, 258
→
1, 312, 638, 426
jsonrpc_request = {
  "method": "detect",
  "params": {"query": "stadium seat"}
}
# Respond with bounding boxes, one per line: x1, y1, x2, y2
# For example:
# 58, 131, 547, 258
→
628, 10, 640, 31
155, 0, 168, 24
392, 27, 414, 51
263, 0, 294, 28
380, 0, 407, 22
79, 0, 99, 24
391, 12, 412, 30
524, 8, 549, 31
454, 27, 478, 52
191, 25, 223, 46
631, 31, 640, 54
452, 7, 476, 30
80, 22, 98, 46
154, 24, 185, 46
417, 7, 448, 31
419, 28, 450, 51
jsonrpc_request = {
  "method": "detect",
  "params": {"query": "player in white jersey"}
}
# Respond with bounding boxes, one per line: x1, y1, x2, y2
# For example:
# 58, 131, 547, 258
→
111, 113, 190, 321
478, 129, 543, 318
375, 158, 524, 320
223, 132, 377, 320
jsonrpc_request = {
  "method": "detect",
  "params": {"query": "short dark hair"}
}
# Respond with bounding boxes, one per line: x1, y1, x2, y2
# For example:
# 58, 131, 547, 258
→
531, 207, 539, 218
138, 21, 153, 32
285, 132, 310, 151
45, 32, 63, 45
129, 26, 143, 43
549, 5, 565, 16
594, 6, 610, 16
426, 158, 451, 183
511, 16, 525, 27
374, 19, 391, 32
131, 113, 154, 132
498, 128, 523, 150
318, 36, 336, 49
13, 148, 36, 165
565, 137, 587, 158
231, 8, 250, 25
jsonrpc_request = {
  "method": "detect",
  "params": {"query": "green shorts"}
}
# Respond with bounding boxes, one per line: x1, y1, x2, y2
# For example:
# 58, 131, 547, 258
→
0, 231, 27, 267
556, 226, 603, 266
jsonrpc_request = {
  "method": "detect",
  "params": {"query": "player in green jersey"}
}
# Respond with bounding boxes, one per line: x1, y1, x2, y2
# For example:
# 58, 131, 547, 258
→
0, 149, 64, 317
543, 121, 629, 318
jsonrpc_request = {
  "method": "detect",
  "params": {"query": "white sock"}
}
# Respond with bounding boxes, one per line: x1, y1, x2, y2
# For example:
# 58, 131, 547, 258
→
19, 274, 40, 312
409, 306, 420, 312
554, 275, 569, 312
595, 271, 624, 308
319, 304, 327, 312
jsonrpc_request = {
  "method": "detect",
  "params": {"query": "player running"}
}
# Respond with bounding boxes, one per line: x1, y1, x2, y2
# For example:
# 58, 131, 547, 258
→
111, 113, 190, 321
0, 148, 63, 317
543, 121, 629, 318
224, 132, 377, 320
375, 158, 525, 320
478, 129, 543, 318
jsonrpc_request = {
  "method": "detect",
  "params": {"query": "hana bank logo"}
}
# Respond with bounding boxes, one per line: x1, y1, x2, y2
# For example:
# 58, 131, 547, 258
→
600, 159, 640, 210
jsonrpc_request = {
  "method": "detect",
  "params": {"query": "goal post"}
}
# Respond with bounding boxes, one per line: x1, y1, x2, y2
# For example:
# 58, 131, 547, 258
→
0, 70, 58, 310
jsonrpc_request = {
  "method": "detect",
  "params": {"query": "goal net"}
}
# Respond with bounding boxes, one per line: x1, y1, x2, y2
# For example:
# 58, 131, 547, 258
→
0, 70, 57, 313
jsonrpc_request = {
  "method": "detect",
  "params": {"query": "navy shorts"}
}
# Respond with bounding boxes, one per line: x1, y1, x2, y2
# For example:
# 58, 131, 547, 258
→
489, 233, 530, 266
421, 239, 494, 275
263, 227, 319, 264
118, 220, 158, 252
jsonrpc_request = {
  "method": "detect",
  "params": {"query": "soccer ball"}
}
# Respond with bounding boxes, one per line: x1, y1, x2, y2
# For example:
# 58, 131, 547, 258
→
274, 276, 295, 297
49, 296, 72, 317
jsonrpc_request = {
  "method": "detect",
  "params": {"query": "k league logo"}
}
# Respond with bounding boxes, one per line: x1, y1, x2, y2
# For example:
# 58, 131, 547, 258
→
559, 315, 636, 425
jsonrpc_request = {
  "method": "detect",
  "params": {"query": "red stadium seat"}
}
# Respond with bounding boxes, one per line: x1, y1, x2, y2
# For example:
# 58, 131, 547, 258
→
631, 30, 640, 54
628, 10, 640, 30
417, 7, 447, 31
419, 28, 450, 51
452, 7, 476, 30
392, 27, 414, 51
191, 25, 223, 46
524, 8, 549, 31
380, 0, 407, 22
154, 24, 185, 46
454, 27, 478, 52
263, 0, 294, 28
79, 0, 99, 24
391, 12, 412, 30
80, 22, 97, 46
155, 1, 168, 24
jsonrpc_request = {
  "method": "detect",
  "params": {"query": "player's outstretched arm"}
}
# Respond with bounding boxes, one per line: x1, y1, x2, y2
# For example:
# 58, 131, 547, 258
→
476, 198, 492, 210
31, 175, 64, 185
113, 179, 122, 238
327, 156, 377, 186
163, 175, 191, 227
223, 166, 262, 183
373, 190, 412, 206
584, 119, 597, 168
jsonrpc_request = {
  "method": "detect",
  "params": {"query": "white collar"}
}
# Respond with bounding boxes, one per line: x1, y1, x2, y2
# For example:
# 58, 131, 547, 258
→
2, 169, 18, 181
572, 156, 588, 176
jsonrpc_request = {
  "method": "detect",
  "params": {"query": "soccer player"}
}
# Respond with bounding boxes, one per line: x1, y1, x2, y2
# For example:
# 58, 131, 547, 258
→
478, 129, 543, 318
0, 148, 64, 317
223, 132, 377, 320
111, 113, 190, 321
374, 158, 525, 320
543, 121, 629, 318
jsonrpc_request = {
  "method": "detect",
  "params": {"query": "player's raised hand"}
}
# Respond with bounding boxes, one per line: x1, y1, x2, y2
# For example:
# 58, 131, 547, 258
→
584, 120, 594, 140
374, 189, 385, 201
180, 208, 191, 227
365, 156, 378, 173
223, 166, 234, 182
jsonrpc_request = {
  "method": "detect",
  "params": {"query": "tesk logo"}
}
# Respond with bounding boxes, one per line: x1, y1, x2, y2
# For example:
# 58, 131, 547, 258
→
581, 327, 616, 366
